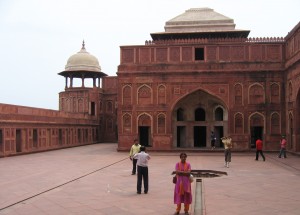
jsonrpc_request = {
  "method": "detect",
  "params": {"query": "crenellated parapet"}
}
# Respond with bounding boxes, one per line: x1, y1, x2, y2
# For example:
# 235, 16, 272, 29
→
246, 37, 285, 43
145, 37, 285, 45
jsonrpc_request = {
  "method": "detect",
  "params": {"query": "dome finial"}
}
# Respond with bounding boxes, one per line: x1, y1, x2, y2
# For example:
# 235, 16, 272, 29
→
64, 41, 102, 72
82, 40, 85, 50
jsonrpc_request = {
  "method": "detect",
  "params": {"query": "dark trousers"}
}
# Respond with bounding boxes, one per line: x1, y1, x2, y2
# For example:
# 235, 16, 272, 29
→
137, 165, 149, 193
211, 140, 215, 148
256, 150, 265, 161
224, 149, 231, 162
132, 158, 137, 174
278, 148, 287, 158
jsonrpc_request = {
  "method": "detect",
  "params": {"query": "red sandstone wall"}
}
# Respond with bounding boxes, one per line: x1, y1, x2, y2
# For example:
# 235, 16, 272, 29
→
0, 103, 99, 157
101, 77, 118, 142
284, 22, 300, 152
120, 38, 284, 69
117, 38, 288, 151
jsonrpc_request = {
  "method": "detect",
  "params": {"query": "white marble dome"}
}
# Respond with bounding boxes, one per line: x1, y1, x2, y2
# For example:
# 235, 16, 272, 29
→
65, 41, 101, 72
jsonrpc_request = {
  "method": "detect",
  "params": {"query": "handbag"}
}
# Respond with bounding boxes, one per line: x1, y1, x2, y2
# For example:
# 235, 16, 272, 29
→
189, 174, 194, 183
173, 175, 177, 184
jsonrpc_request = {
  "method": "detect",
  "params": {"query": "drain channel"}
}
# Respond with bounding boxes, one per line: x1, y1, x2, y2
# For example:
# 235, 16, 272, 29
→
194, 179, 203, 215
191, 170, 227, 215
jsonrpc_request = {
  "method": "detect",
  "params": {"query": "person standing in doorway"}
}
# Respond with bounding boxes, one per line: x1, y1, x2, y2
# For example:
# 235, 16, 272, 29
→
221, 137, 232, 168
129, 138, 141, 175
255, 138, 265, 161
133, 146, 150, 194
173, 152, 192, 215
210, 131, 216, 150
278, 135, 287, 158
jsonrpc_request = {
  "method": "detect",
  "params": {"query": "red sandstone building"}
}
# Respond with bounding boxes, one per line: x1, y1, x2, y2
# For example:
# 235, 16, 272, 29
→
0, 8, 300, 157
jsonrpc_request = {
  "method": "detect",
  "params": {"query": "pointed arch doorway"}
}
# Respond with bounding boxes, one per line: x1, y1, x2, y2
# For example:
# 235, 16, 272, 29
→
172, 89, 228, 148
249, 113, 265, 149
138, 113, 152, 147
139, 126, 150, 146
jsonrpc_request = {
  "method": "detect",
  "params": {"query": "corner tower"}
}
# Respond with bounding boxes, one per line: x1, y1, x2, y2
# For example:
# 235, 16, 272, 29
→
58, 41, 107, 116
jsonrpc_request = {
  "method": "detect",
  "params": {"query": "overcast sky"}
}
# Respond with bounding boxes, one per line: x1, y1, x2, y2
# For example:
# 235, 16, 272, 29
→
0, 0, 299, 110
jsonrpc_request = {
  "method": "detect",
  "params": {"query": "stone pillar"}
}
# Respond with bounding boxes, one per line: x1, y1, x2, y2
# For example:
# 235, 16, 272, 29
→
81, 76, 85, 87
93, 77, 96, 87
70, 77, 74, 88
65, 77, 68, 89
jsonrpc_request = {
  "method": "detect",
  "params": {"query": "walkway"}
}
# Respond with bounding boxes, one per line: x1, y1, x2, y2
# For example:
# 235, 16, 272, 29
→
0, 144, 300, 215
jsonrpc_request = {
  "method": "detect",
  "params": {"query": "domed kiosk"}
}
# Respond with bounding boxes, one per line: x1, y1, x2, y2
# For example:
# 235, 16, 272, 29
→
58, 41, 107, 114
58, 41, 107, 89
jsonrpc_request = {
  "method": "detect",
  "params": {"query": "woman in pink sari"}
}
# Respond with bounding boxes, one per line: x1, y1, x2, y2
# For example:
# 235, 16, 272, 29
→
174, 152, 192, 215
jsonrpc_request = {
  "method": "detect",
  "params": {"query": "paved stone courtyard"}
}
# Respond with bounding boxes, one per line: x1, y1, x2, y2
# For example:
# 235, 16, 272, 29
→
0, 143, 300, 215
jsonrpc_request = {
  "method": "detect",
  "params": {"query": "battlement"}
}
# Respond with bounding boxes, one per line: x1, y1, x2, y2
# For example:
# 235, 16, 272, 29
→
145, 37, 285, 45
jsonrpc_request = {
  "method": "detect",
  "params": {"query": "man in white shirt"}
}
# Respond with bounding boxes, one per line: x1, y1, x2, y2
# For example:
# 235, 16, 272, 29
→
133, 146, 151, 194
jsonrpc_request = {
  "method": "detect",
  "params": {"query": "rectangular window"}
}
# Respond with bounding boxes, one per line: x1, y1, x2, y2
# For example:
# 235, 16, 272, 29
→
85, 129, 88, 142
195, 48, 204, 61
59, 129, 62, 145
91, 102, 95, 116
0, 129, 3, 145
78, 129, 81, 143
33, 129, 38, 147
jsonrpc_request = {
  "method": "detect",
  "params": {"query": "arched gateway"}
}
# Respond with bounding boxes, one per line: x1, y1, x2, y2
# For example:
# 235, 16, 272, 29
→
172, 90, 228, 148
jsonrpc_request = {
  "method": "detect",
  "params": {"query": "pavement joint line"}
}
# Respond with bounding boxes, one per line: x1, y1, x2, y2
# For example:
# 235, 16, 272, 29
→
0, 156, 128, 211
266, 154, 300, 173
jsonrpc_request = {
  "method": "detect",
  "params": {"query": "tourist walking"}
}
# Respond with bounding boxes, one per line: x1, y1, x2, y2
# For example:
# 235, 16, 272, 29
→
133, 146, 150, 194
278, 135, 287, 158
255, 138, 265, 161
221, 137, 232, 168
173, 153, 192, 215
129, 138, 141, 175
